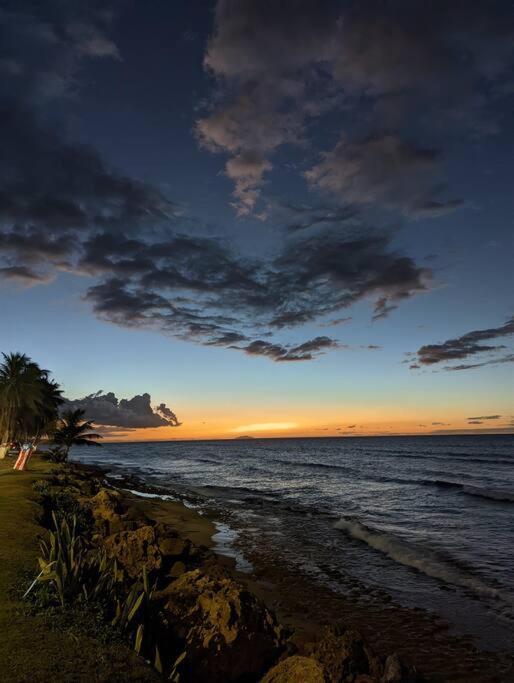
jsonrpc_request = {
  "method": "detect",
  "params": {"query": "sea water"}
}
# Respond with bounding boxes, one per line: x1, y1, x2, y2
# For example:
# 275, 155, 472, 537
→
75, 434, 514, 651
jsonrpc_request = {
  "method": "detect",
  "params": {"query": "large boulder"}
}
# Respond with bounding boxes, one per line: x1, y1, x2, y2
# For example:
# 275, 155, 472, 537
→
104, 525, 162, 578
261, 656, 325, 683
161, 569, 284, 682
89, 488, 125, 534
310, 626, 383, 682
381, 653, 419, 683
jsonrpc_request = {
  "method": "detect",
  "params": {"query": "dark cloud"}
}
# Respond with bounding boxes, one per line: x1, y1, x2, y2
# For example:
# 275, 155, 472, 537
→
198, 0, 514, 214
467, 415, 502, 421
64, 391, 181, 429
467, 420, 483, 425
79, 225, 429, 360
0, 1, 120, 103
0, 265, 53, 286
432, 422, 450, 426
413, 316, 514, 369
306, 134, 461, 218
235, 336, 339, 362
444, 355, 514, 372
280, 203, 359, 234
0, 102, 175, 241
0, 0, 434, 363
0, 2, 177, 282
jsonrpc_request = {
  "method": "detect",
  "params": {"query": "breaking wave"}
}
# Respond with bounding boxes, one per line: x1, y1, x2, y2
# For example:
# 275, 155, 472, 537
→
334, 518, 507, 601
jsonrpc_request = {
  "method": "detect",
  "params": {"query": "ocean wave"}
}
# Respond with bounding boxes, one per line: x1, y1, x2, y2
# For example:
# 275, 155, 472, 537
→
355, 447, 513, 465
334, 518, 507, 601
462, 485, 514, 503
422, 479, 514, 501
425, 479, 463, 489
273, 458, 351, 472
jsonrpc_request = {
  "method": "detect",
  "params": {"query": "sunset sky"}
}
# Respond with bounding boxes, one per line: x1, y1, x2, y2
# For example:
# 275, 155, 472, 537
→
0, 1, 513, 440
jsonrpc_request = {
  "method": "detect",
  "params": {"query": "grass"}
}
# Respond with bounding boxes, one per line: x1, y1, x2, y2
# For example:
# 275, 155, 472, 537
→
0, 457, 158, 682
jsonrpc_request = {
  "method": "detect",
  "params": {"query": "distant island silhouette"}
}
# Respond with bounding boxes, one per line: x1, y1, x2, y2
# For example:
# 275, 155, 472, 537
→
234, 435, 255, 440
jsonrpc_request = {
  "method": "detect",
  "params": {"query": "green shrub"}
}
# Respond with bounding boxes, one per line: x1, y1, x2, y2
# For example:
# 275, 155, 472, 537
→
28, 511, 165, 673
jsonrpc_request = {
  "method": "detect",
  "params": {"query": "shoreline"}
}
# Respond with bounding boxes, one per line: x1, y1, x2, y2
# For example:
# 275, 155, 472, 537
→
94, 462, 514, 682
2, 456, 513, 682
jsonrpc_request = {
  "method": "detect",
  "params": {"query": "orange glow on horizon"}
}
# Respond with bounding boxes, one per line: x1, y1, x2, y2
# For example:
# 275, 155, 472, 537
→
98, 410, 514, 442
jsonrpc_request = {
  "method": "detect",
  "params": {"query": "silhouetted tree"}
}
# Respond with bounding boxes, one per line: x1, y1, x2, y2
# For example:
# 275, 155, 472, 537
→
0, 352, 63, 446
53, 408, 102, 460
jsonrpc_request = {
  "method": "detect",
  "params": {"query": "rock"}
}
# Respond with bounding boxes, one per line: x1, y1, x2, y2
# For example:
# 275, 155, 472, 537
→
161, 569, 284, 682
91, 488, 123, 517
311, 626, 382, 682
89, 488, 125, 535
168, 560, 186, 578
104, 525, 162, 578
122, 506, 152, 527
380, 653, 419, 683
158, 535, 190, 558
382, 654, 403, 682
260, 656, 325, 683
154, 521, 176, 538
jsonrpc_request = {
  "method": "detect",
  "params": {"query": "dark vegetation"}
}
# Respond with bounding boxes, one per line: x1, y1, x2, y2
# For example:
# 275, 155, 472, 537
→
0, 352, 101, 461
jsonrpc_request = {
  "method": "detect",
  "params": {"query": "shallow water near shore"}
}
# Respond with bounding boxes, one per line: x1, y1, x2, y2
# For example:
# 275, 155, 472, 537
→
74, 434, 514, 653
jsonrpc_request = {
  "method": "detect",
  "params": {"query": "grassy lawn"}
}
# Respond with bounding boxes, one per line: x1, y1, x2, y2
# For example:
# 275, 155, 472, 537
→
0, 457, 158, 682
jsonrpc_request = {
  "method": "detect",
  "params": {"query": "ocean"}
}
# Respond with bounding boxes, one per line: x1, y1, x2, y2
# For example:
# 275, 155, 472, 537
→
74, 434, 514, 652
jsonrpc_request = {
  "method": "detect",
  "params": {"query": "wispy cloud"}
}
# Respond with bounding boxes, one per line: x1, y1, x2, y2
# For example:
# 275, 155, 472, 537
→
411, 316, 514, 370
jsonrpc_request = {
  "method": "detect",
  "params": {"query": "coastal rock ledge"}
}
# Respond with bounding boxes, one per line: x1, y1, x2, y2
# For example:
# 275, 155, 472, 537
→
43, 469, 425, 683
160, 568, 285, 682
261, 655, 325, 682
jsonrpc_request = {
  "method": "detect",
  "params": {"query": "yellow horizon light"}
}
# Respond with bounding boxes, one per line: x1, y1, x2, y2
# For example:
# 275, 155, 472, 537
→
231, 422, 298, 433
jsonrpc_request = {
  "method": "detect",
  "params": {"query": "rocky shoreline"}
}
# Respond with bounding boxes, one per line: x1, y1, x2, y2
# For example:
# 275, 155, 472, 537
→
31, 462, 425, 682
92, 464, 514, 683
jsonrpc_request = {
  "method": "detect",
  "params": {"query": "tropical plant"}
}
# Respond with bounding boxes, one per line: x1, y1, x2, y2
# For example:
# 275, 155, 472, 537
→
111, 564, 163, 671
29, 511, 164, 674
0, 352, 63, 445
36, 512, 88, 607
32, 512, 121, 607
43, 445, 68, 463
53, 408, 102, 460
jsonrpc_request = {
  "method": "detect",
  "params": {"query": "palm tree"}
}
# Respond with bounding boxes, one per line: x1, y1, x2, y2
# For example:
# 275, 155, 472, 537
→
0, 352, 62, 446
53, 408, 102, 460
30, 378, 64, 448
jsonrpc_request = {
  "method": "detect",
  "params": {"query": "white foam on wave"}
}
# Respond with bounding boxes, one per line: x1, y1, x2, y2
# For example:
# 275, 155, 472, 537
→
334, 518, 511, 603
124, 488, 177, 502
212, 522, 254, 573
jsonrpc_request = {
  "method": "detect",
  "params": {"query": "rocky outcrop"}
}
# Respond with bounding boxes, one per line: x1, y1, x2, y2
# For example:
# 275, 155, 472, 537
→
306, 626, 419, 683
88, 487, 125, 534
261, 655, 325, 683
381, 653, 419, 683
160, 568, 284, 682
104, 525, 162, 578
42, 467, 424, 683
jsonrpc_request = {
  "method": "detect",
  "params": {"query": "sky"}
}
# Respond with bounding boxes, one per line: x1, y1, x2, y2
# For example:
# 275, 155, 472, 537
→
0, 0, 513, 440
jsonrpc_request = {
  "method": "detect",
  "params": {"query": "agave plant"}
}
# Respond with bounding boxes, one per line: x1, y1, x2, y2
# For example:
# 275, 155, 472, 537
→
30, 514, 164, 674
112, 564, 161, 664
37, 512, 86, 607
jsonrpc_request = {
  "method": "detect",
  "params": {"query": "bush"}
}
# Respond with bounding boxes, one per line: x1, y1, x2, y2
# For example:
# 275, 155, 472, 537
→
32, 481, 92, 536
27, 511, 164, 673
41, 446, 68, 463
